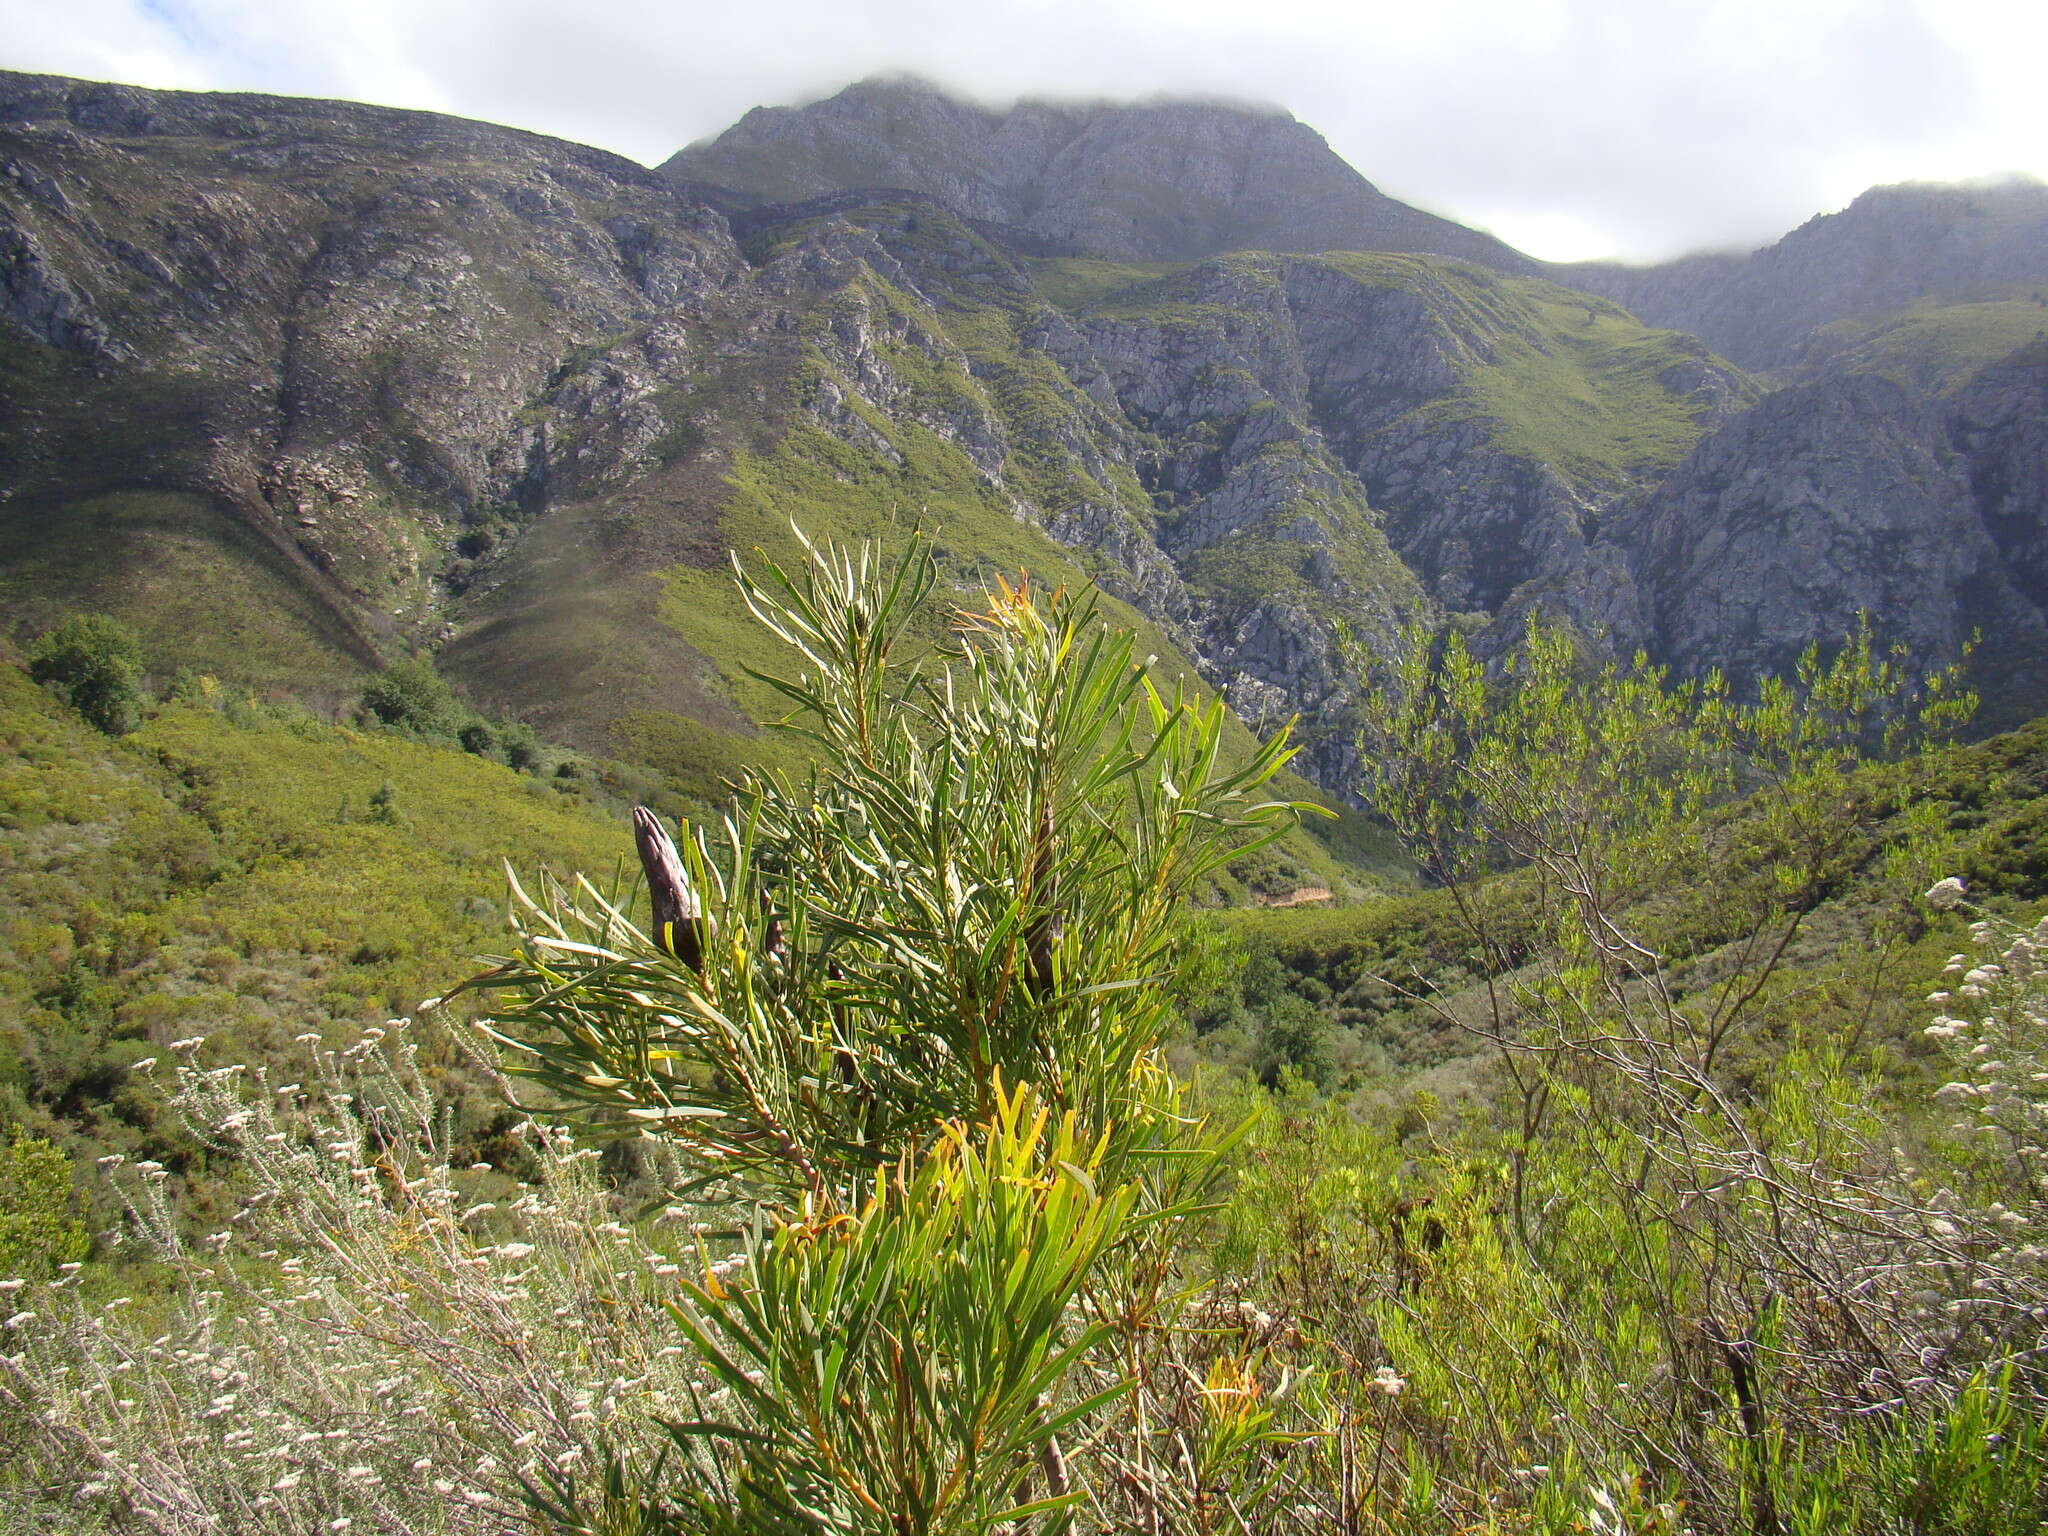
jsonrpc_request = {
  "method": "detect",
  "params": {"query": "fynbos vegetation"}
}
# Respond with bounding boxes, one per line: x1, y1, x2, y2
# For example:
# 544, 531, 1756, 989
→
3, 536, 2045, 1532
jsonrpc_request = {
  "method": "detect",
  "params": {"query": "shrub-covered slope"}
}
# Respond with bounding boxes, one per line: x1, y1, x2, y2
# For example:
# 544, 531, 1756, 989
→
0, 655, 630, 1208
1202, 709, 2048, 1096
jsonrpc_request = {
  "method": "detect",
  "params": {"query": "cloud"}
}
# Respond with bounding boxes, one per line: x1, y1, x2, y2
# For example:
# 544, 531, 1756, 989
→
3, 0, 2042, 261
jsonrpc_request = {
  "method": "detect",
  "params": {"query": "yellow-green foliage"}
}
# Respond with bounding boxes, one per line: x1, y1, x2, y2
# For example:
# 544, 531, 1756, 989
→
1199, 1077, 2048, 1535
1319, 253, 1756, 488
1806, 285, 2048, 392
0, 658, 625, 1187
0, 1131, 91, 1278
608, 706, 792, 805
1024, 256, 1190, 312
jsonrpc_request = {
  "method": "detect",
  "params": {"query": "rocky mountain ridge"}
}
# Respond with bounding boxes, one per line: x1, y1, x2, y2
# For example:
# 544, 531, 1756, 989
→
4, 69, 2046, 810
664, 76, 1537, 272
689, 80, 2048, 383
1556, 177, 2048, 372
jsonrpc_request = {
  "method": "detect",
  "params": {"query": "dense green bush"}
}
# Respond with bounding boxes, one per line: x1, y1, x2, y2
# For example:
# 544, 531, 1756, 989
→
358, 654, 458, 734
27, 613, 145, 734
359, 655, 554, 773
499, 719, 541, 771
0, 1131, 89, 1277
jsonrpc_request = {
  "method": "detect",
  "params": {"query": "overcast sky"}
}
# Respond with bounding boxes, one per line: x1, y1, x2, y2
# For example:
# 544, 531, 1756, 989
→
6, 0, 2044, 261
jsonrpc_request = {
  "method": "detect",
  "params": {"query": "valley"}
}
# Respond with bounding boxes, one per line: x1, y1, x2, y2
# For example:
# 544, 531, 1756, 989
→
3, 61, 2048, 1535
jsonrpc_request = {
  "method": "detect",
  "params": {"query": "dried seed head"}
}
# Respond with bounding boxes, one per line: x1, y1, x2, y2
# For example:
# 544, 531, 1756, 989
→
632, 806, 704, 970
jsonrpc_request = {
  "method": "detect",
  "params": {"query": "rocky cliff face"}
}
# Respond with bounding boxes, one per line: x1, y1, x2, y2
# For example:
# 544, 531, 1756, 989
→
664, 76, 1537, 272
1948, 339, 2048, 636
1046, 250, 1750, 744
1615, 373, 2028, 680
4, 69, 2047, 800
1555, 177, 2048, 372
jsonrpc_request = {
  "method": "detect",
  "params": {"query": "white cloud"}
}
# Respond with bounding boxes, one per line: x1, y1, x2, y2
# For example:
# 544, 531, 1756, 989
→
2, 0, 2042, 261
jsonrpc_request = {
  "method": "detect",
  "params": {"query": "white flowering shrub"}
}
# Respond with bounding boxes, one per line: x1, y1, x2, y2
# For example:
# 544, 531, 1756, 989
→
0, 1021, 712, 1534
1924, 877, 2048, 1180
1917, 877, 2048, 1363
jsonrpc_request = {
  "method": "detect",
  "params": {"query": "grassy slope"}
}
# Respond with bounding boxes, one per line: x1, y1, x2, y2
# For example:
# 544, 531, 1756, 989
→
1025, 257, 1191, 312
1197, 714, 2048, 1094
1457, 272, 1746, 485
0, 600, 1384, 1235
0, 658, 630, 1212
0, 343, 377, 702
1804, 285, 2048, 392
0, 489, 371, 704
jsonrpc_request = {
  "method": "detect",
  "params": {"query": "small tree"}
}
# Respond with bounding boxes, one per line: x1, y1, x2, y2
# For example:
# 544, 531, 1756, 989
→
359, 655, 457, 735
1353, 613, 1986, 1520
0, 1132, 90, 1278
499, 720, 541, 772
27, 613, 145, 734
456, 717, 497, 757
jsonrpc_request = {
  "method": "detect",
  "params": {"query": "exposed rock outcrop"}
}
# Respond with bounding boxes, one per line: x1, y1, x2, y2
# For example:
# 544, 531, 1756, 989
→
1948, 338, 2048, 628
1614, 374, 2013, 675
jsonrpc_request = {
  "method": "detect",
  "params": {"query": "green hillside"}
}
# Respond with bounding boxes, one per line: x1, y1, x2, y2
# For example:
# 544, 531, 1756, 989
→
0, 654, 632, 1214
0, 539, 1395, 1217
1803, 284, 2048, 391
1076, 250, 1756, 491
1025, 256, 1190, 311
1192, 708, 2048, 1096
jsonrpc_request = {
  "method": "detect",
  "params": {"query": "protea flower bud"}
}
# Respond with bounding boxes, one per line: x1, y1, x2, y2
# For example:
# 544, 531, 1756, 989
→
1024, 800, 1060, 1001
760, 889, 788, 967
827, 959, 858, 1088
632, 806, 703, 971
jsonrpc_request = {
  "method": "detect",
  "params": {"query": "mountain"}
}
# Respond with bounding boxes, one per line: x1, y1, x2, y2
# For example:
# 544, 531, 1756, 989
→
1554, 177, 2048, 372
1614, 366, 2048, 701
662, 76, 1538, 272
4, 68, 2047, 809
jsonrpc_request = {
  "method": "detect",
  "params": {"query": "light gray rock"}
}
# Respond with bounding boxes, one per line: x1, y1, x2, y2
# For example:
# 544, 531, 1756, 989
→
1612, 372, 2045, 689
1948, 339, 2048, 627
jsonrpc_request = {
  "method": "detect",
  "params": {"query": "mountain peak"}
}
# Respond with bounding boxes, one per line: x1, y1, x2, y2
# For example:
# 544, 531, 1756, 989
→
803, 73, 1301, 130
1841, 172, 2048, 214
661, 79, 1532, 270
1555, 170, 2048, 369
